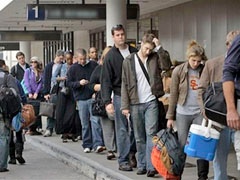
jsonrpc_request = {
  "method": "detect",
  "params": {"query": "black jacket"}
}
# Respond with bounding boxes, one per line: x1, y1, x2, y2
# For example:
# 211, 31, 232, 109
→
67, 61, 98, 101
10, 63, 30, 81
100, 45, 138, 105
43, 62, 54, 95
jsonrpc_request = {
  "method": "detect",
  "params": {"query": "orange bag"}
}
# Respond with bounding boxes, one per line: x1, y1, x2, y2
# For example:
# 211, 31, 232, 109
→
151, 146, 180, 180
21, 104, 36, 128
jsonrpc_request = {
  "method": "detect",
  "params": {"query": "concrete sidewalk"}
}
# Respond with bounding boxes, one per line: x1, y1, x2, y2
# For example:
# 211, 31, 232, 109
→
26, 133, 240, 180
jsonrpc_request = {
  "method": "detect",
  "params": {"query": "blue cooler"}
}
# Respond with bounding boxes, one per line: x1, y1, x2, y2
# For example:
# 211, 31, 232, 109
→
184, 119, 220, 161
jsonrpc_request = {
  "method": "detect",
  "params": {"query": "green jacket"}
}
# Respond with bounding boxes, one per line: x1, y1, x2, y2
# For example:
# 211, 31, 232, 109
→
121, 52, 164, 110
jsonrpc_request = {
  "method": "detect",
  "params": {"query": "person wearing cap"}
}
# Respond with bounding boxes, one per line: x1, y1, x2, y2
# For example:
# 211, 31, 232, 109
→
23, 56, 44, 136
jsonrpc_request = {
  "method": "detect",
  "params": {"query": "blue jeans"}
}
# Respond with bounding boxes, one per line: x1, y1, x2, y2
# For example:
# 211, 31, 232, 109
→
0, 119, 10, 170
113, 95, 136, 165
213, 127, 232, 180
46, 94, 58, 132
130, 99, 159, 171
77, 99, 104, 150
46, 117, 55, 132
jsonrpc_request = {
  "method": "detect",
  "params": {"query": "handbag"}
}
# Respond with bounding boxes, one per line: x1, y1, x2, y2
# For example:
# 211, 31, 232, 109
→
21, 104, 36, 128
92, 92, 107, 117
39, 101, 55, 118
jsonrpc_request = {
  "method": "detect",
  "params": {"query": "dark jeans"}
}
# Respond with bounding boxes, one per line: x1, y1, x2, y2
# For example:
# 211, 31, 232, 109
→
9, 129, 24, 158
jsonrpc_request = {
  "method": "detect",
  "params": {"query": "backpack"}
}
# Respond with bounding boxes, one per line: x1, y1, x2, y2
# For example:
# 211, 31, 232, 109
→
0, 74, 22, 119
21, 104, 36, 128
152, 128, 185, 176
203, 82, 227, 126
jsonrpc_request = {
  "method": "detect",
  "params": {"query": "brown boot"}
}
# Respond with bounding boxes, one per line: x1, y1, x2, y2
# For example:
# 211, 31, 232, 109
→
129, 152, 137, 168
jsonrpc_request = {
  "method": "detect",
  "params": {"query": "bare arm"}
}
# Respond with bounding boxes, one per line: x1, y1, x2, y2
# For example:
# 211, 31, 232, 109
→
223, 81, 240, 130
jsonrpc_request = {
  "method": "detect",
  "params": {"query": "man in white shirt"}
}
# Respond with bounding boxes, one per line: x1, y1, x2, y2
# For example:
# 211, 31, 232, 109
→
121, 33, 164, 177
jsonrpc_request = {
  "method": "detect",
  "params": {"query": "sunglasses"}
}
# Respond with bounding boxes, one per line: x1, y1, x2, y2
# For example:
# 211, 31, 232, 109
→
31, 61, 37, 63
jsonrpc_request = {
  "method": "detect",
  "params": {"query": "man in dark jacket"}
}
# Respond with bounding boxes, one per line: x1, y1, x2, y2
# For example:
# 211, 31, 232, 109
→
9, 51, 29, 165
42, 50, 64, 137
0, 59, 20, 172
100, 24, 137, 171
67, 48, 104, 153
11, 51, 30, 81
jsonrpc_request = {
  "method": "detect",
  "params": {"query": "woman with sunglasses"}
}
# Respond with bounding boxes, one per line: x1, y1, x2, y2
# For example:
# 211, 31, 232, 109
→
23, 56, 44, 135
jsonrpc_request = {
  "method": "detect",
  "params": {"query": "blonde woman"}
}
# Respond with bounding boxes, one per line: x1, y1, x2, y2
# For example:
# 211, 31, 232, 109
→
166, 41, 208, 179
90, 46, 117, 158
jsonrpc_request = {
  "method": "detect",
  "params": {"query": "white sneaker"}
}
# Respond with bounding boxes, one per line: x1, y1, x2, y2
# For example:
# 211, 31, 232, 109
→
95, 146, 105, 153
43, 130, 52, 137
83, 148, 91, 153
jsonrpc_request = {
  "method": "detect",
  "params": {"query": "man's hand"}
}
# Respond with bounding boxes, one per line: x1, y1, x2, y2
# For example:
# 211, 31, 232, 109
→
80, 79, 89, 85
105, 103, 115, 116
227, 109, 240, 130
44, 94, 50, 101
122, 109, 130, 117
153, 37, 160, 47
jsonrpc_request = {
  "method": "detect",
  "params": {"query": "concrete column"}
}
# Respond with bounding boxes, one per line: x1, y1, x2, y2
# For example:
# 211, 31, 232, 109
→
20, 41, 31, 63
106, 0, 127, 46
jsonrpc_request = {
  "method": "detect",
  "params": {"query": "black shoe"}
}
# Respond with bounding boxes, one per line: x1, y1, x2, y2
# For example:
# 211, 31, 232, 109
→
119, 163, 133, 171
62, 138, 68, 143
16, 155, 25, 164
71, 136, 78, 142
0, 168, 9, 172
62, 134, 68, 143
8, 158, 16, 164
107, 152, 116, 160
137, 169, 147, 175
147, 170, 157, 177
129, 153, 137, 168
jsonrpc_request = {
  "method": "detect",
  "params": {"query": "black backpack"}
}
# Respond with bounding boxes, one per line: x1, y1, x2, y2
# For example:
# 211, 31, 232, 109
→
0, 74, 22, 119
203, 82, 227, 126
154, 128, 185, 176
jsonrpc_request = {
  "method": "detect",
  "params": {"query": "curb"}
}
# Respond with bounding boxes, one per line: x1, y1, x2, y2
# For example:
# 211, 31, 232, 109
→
26, 136, 132, 180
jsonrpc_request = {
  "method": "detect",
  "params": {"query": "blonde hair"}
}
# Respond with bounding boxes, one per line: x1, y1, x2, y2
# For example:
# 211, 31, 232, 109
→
99, 46, 112, 65
186, 40, 207, 61
226, 30, 240, 47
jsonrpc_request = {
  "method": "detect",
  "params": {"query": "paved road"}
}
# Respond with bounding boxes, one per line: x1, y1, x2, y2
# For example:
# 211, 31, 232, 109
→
0, 141, 91, 180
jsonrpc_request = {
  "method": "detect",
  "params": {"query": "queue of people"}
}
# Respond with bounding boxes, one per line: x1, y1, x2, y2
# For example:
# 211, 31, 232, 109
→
0, 24, 240, 180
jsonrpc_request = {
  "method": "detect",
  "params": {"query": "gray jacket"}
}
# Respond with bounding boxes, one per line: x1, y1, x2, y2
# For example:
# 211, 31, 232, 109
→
121, 52, 164, 110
